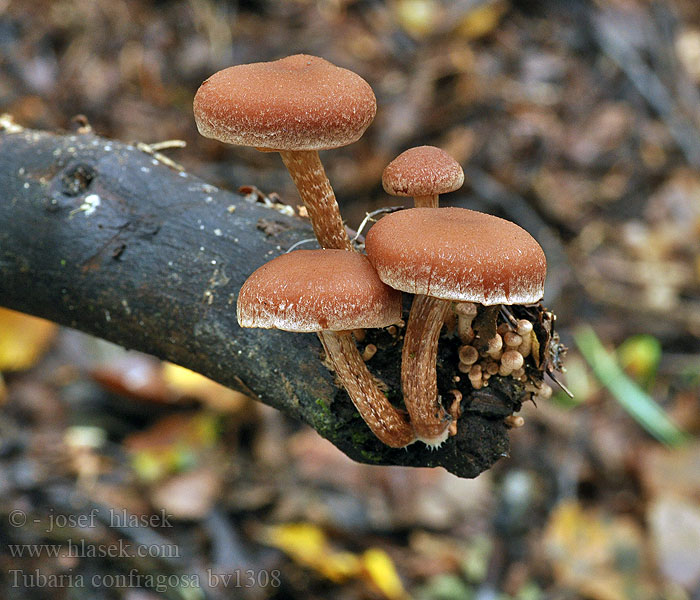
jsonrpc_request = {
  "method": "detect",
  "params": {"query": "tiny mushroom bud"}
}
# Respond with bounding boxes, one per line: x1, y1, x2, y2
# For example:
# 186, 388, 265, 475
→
448, 389, 463, 437
535, 383, 553, 401
237, 249, 415, 448
486, 334, 503, 358
503, 331, 523, 348
352, 328, 366, 342
366, 207, 546, 422
485, 360, 500, 376
468, 364, 483, 389
504, 415, 525, 428
361, 344, 377, 362
516, 319, 533, 336
194, 54, 377, 250
497, 322, 512, 336
458, 344, 479, 366
382, 146, 464, 208
517, 319, 534, 357
458, 361, 472, 374
455, 302, 477, 343
499, 349, 524, 376
514, 368, 527, 380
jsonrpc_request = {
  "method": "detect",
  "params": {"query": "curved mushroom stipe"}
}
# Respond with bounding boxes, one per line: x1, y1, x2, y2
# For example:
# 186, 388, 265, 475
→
236, 249, 414, 447
401, 294, 452, 446
319, 330, 416, 448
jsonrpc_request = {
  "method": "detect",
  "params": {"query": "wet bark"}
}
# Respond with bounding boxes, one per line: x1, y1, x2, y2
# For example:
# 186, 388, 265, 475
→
0, 126, 522, 478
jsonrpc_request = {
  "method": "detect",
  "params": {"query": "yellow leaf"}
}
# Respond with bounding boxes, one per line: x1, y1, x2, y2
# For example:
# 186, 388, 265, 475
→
0, 308, 57, 371
530, 330, 541, 368
361, 548, 409, 600
162, 362, 250, 413
263, 523, 361, 583
394, 0, 440, 38
456, 0, 508, 40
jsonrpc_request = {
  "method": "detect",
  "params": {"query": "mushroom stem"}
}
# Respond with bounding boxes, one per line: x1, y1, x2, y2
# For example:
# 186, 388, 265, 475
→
455, 302, 477, 343
413, 194, 439, 208
279, 150, 352, 250
401, 294, 452, 446
318, 330, 416, 448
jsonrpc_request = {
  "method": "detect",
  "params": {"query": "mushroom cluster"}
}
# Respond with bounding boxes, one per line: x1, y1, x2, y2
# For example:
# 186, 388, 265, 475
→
194, 54, 557, 449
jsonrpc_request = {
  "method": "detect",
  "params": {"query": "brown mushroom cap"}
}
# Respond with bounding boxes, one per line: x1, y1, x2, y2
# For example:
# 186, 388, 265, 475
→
193, 54, 377, 151
365, 207, 546, 305
237, 250, 401, 332
382, 146, 464, 197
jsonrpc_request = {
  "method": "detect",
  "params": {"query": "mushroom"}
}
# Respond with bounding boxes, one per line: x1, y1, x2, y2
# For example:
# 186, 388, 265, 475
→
382, 145, 464, 208
194, 54, 377, 251
237, 249, 415, 448
365, 207, 546, 446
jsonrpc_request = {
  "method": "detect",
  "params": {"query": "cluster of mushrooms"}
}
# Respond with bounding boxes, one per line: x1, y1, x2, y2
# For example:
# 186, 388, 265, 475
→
193, 54, 554, 449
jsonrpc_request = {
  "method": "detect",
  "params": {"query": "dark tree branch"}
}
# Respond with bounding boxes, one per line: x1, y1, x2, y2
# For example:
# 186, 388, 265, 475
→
0, 124, 523, 478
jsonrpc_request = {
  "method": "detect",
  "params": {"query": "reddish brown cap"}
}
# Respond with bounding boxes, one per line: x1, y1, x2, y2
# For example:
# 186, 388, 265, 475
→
193, 54, 377, 151
365, 207, 546, 305
382, 146, 464, 197
237, 250, 401, 332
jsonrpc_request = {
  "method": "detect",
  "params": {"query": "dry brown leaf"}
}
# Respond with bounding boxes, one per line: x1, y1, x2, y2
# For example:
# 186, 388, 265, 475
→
150, 467, 222, 520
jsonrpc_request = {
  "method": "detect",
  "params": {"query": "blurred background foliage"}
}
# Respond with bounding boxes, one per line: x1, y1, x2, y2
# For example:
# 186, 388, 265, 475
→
1, 0, 700, 598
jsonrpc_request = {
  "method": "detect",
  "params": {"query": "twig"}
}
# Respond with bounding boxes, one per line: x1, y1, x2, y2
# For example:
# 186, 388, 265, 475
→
136, 140, 187, 171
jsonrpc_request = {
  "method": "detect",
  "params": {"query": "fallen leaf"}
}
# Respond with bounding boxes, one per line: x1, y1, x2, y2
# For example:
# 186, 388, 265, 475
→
361, 548, 409, 600
0, 307, 57, 371
162, 362, 250, 413
262, 522, 360, 583
150, 467, 221, 520
91, 355, 170, 404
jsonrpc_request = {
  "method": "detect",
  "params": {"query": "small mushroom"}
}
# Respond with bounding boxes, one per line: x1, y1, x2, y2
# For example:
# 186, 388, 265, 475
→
365, 207, 546, 444
237, 249, 415, 448
455, 302, 477, 343
382, 146, 464, 208
458, 344, 479, 366
516, 319, 534, 357
504, 415, 525, 428
503, 331, 523, 349
468, 364, 483, 390
194, 55, 376, 251
499, 349, 524, 376
361, 344, 377, 361
485, 333, 504, 359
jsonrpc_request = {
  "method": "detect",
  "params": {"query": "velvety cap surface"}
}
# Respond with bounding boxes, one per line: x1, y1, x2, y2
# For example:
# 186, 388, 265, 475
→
365, 207, 546, 305
237, 250, 401, 332
382, 146, 464, 196
194, 54, 377, 151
